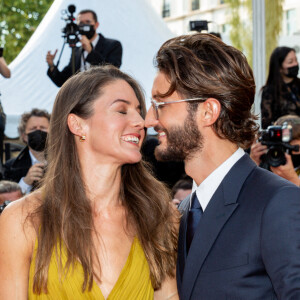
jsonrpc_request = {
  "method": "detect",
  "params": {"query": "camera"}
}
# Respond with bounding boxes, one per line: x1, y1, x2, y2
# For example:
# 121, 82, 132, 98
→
0, 200, 11, 215
61, 5, 80, 47
189, 20, 209, 32
259, 123, 300, 167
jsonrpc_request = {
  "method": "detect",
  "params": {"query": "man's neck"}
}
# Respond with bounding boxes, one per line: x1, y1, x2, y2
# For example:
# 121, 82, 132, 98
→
29, 148, 46, 163
185, 139, 238, 186
90, 33, 98, 43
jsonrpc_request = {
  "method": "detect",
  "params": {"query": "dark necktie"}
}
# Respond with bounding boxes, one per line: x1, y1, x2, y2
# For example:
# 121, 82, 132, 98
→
186, 192, 203, 253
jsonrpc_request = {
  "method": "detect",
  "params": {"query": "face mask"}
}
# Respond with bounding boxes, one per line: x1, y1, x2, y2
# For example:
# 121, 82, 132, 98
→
79, 24, 96, 40
286, 65, 299, 78
27, 130, 47, 152
291, 154, 300, 169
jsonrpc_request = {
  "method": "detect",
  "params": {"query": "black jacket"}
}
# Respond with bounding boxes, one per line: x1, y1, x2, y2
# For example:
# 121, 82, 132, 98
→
4, 146, 31, 183
47, 33, 123, 87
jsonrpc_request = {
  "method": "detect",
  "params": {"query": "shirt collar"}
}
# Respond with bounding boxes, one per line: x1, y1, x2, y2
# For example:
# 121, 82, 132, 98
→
191, 147, 245, 211
91, 34, 99, 49
29, 149, 40, 165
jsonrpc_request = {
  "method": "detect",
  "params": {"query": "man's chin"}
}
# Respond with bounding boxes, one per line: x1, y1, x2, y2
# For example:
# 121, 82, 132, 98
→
154, 146, 185, 162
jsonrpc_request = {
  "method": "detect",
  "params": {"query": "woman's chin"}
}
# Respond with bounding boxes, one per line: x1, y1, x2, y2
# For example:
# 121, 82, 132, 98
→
121, 153, 142, 165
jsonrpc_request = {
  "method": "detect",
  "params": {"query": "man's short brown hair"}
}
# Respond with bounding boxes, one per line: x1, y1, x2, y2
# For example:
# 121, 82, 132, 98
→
18, 108, 50, 140
78, 9, 98, 23
155, 33, 259, 149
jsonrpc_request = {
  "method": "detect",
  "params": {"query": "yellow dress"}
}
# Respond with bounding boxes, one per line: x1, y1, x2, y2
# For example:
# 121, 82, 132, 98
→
28, 237, 154, 299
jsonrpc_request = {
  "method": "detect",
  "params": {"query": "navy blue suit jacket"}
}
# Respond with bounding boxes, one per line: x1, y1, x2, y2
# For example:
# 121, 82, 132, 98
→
177, 154, 300, 300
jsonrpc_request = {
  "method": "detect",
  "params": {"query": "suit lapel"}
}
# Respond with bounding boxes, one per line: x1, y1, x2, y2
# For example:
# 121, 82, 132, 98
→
177, 197, 190, 282
181, 154, 256, 300
95, 33, 106, 54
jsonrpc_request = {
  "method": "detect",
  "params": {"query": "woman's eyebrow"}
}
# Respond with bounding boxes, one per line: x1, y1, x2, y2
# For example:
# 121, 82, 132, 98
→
111, 99, 141, 110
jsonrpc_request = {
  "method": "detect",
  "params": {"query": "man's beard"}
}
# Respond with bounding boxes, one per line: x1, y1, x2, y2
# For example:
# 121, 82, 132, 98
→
154, 110, 203, 161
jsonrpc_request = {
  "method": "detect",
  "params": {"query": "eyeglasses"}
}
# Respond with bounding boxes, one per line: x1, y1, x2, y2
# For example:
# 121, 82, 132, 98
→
150, 97, 207, 120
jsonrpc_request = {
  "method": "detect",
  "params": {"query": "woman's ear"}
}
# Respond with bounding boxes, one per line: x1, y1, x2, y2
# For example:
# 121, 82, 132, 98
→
202, 98, 221, 126
67, 113, 84, 137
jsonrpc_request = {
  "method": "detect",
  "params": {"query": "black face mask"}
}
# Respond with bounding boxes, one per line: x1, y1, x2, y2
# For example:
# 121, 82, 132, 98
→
292, 154, 300, 169
286, 65, 299, 78
79, 24, 95, 40
27, 130, 47, 152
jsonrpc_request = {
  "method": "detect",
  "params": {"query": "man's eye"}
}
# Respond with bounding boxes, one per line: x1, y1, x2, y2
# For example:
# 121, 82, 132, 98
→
118, 111, 127, 115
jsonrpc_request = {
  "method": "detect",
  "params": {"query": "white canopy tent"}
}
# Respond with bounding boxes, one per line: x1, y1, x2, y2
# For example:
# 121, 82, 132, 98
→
0, 0, 174, 137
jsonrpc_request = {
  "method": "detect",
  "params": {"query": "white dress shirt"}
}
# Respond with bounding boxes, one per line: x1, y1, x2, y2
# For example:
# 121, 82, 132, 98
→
18, 150, 41, 194
190, 148, 245, 211
80, 34, 100, 72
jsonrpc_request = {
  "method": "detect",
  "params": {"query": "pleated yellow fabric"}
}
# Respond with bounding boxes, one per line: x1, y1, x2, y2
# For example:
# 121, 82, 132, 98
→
28, 237, 154, 299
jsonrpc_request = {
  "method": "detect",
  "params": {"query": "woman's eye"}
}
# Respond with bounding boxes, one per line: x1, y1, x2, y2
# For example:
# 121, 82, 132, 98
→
118, 111, 127, 115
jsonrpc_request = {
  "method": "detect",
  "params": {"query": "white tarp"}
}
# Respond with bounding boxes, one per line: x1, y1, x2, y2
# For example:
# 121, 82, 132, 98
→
0, 0, 173, 137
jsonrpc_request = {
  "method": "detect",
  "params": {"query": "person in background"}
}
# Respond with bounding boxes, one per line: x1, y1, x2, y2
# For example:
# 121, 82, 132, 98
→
0, 48, 10, 79
46, 9, 122, 87
250, 114, 300, 186
0, 47, 11, 165
3, 109, 50, 194
0, 66, 179, 299
0, 180, 23, 205
261, 46, 300, 129
171, 176, 192, 207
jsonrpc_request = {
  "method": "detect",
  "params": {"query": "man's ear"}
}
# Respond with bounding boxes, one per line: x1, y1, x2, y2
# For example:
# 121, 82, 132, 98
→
67, 113, 85, 137
22, 132, 27, 144
94, 22, 99, 30
201, 98, 221, 126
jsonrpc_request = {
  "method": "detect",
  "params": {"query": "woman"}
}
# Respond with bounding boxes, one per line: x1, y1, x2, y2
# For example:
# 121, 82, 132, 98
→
0, 66, 179, 299
261, 46, 300, 129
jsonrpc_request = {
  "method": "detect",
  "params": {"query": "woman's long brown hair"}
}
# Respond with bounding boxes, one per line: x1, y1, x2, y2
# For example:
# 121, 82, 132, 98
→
30, 66, 178, 293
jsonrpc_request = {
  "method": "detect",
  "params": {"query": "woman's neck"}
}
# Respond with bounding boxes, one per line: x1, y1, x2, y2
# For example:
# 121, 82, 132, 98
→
82, 163, 123, 211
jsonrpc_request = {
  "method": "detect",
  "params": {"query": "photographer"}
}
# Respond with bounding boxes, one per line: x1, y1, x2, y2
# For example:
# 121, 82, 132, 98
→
250, 115, 300, 186
3, 109, 50, 194
46, 9, 122, 87
0, 180, 23, 205
0, 48, 11, 165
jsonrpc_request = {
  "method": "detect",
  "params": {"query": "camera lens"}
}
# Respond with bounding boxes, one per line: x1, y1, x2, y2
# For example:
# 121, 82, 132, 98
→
266, 146, 286, 167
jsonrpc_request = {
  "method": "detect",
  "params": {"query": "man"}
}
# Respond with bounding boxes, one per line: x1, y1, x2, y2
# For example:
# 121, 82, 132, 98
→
171, 176, 192, 207
46, 9, 122, 87
251, 115, 300, 186
4, 108, 50, 194
0, 180, 23, 205
145, 33, 300, 299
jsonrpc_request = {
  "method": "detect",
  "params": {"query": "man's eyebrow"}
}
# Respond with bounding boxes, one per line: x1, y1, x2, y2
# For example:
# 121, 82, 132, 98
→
152, 95, 165, 102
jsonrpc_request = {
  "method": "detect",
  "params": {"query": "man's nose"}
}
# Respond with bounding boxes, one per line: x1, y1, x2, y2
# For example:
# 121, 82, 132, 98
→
145, 107, 159, 128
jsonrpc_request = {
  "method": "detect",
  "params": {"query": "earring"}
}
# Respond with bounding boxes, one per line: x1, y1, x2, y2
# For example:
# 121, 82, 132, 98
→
79, 135, 86, 142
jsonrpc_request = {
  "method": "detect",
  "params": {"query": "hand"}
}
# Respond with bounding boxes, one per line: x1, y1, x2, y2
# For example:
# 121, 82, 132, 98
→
80, 35, 92, 53
23, 163, 45, 186
271, 153, 300, 186
0, 57, 11, 78
46, 50, 57, 69
250, 142, 267, 166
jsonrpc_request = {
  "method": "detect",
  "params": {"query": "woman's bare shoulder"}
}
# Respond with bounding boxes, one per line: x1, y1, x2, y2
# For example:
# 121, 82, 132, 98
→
0, 192, 42, 298
0, 191, 42, 246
